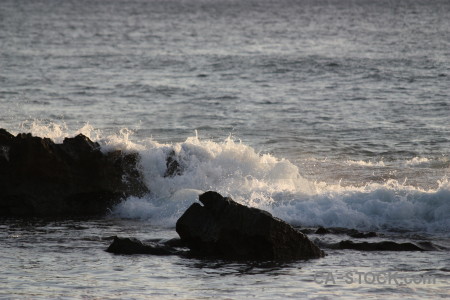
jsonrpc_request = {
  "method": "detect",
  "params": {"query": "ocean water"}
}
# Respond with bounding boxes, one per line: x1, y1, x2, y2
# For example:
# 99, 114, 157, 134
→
1, 0, 449, 298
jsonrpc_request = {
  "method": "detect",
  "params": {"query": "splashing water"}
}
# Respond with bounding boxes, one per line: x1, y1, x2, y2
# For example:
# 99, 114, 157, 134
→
13, 121, 450, 233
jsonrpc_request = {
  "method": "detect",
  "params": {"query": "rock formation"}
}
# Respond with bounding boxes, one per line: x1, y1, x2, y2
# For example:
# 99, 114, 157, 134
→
176, 191, 325, 260
0, 129, 148, 217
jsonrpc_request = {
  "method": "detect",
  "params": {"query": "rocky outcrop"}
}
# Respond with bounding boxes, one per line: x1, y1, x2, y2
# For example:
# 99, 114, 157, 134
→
176, 191, 324, 260
105, 192, 444, 258
0, 129, 148, 217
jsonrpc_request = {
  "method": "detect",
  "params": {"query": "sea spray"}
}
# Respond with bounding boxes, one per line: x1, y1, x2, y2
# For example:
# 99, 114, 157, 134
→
13, 121, 450, 233
271, 178, 450, 233
113, 131, 449, 233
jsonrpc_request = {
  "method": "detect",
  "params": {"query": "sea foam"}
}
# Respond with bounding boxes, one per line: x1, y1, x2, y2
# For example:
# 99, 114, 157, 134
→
14, 122, 450, 233
111, 131, 449, 233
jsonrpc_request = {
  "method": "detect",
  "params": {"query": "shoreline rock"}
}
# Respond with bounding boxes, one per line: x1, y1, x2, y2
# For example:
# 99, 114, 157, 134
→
0, 129, 148, 217
312, 226, 378, 238
106, 192, 325, 260
176, 191, 325, 260
105, 193, 444, 259
106, 236, 184, 255
334, 240, 427, 251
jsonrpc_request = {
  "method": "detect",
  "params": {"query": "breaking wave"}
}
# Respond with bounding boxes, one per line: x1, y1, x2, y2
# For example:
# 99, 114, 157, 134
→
16, 121, 450, 233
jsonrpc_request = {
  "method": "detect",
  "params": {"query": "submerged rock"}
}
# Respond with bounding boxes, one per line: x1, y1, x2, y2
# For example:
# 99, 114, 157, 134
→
313, 227, 378, 238
315, 227, 330, 234
334, 240, 426, 251
176, 191, 325, 260
349, 231, 378, 238
0, 129, 148, 217
106, 236, 181, 255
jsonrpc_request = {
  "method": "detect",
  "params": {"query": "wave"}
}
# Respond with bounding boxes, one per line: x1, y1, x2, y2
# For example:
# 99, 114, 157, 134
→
109, 131, 449, 234
404, 156, 449, 169
405, 157, 431, 166
16, 121, 450, 233
345, 160, 386, 167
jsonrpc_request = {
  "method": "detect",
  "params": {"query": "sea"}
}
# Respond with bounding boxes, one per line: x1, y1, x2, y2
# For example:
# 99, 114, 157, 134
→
0, 0, 449, 298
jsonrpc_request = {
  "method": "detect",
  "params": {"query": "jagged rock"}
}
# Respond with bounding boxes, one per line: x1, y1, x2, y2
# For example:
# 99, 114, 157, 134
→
0, 129, 148, 217
176, 191, 324, 260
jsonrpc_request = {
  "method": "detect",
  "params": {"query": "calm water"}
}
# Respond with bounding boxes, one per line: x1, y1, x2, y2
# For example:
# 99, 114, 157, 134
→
1, 0, 449, 298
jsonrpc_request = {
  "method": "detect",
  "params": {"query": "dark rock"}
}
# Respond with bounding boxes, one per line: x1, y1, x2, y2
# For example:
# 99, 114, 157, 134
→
323, 227, 362, 236
336, 240, 426, 251
312, 227, 378, 238
315, 227, 330, 234
106, 236, 179, 255
349, 231, 378, 238
0, 129, 148, 217
416, 241, 446, 251
176, 191, 324, 260
163, 238, 187, 248
164, 150, 182, 177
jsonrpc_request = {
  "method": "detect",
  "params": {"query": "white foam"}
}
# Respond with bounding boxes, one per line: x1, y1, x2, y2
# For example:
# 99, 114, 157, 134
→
405, 157, 430, 167
112, 189, 203, 227
12, 122, 450, 233
17, 120, 102, 144
272, 178, 450, 233
345, 160, 385, 167
112, 133, 449, 233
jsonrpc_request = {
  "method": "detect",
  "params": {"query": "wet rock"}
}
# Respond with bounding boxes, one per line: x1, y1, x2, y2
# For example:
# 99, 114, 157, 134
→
335, 240, 426, 251
0, 129, 148, 217
315, 227, 330, 234
164, 150, 182, 177
349, 231, 378, 238
312, 227, 378, 238
106, 236, 180, 255
176, 191, 325, 260
163, 237, 187, 248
